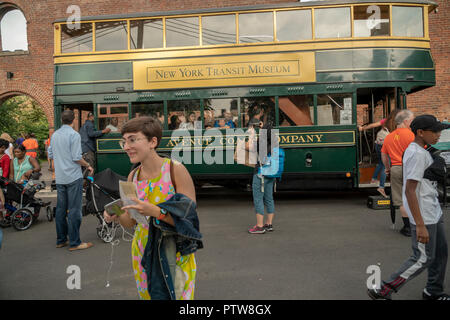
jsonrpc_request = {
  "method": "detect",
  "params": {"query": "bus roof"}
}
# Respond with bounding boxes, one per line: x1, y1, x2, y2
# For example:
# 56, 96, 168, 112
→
54, 0, 438, 23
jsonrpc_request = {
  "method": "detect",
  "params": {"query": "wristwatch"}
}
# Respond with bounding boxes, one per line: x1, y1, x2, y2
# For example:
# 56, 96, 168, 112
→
157, 208, 168, 220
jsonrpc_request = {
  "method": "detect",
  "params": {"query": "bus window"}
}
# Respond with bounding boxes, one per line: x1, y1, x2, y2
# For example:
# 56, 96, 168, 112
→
97, 104, 128, 132
201, 14, 236, 45
61, 23, 93, 53
317, 94, 352, 126
240, 97, 275, 128
314, 7, 351, 39
239, 12, 274, 43
165, 17, 199, 47
95, 21, 128, 51
354, 5, 390, 37
392, 6, 424, 37
279, 95, 314, 127
130, 19, 163, 49
131, 102, 164, 126
167, 100, 201, 130
204, 98, 238, 129
276, 9, 312, 41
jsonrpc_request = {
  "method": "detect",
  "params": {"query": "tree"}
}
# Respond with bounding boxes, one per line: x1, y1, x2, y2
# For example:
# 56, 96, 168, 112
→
0, 96, 49, 156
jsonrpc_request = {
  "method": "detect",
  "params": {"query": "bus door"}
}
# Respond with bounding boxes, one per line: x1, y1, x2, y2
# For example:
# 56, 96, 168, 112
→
357, 88, 401, 185
56, 103, 94, 131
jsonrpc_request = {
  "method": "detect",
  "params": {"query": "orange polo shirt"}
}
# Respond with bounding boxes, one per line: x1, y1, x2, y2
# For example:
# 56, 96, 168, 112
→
381, 128, 415, 166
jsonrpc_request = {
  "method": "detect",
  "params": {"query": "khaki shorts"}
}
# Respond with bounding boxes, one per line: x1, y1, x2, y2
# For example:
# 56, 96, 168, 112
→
390, 165, 403, 207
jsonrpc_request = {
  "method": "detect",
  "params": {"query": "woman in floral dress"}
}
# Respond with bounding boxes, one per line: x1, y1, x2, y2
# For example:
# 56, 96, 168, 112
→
104, 116, 197, 300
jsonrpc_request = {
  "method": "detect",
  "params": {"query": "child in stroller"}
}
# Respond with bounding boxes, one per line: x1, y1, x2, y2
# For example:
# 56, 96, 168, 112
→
0, 172, 51, 231
83, 168, 127, 242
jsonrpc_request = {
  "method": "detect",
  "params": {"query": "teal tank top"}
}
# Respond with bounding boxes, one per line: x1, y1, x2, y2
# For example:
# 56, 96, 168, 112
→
13, 156, 34, 182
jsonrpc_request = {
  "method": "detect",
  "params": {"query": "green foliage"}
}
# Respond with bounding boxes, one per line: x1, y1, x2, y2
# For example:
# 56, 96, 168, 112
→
0, 96, 49, 156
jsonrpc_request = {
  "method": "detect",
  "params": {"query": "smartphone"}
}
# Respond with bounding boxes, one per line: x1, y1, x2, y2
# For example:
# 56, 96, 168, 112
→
104, 199, 125, 216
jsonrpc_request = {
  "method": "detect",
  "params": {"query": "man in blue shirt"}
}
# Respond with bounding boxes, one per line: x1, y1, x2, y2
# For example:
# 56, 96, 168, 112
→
79, 112, 110, 170
48, 110, 94, 251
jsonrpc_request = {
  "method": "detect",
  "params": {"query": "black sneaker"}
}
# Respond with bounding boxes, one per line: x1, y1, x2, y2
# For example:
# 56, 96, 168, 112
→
400, 226, 411, 237
423, 290, 450, 300
367, 287, 391, 300
263, 224, 273, 232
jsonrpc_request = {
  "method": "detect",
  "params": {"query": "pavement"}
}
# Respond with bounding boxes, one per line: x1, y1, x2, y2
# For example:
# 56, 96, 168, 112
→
1, 184, 449, 300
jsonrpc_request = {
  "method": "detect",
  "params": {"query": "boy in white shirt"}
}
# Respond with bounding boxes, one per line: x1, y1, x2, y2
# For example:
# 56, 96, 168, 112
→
368, 115, 449, 300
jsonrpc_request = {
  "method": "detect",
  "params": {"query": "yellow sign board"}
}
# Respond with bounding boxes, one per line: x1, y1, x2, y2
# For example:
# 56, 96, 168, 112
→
133, 52, 315, 90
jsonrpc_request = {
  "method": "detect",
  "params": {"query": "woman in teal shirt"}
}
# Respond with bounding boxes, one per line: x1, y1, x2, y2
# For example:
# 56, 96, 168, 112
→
10, 145, 41, 184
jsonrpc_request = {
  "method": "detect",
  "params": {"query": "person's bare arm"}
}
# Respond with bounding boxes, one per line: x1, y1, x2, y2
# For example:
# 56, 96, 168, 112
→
359, 121, 382, 132
29, 156, 41, 173
75, 159, 93, 175
405, 179, 429, 243
381, 152, 391, 175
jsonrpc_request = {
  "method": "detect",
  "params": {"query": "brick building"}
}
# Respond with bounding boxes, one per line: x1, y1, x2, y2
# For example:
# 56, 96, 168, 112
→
0, 0, 448, 129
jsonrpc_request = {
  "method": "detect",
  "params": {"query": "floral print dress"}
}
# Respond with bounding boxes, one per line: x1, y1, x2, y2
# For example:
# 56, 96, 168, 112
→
131, 158, 197, 300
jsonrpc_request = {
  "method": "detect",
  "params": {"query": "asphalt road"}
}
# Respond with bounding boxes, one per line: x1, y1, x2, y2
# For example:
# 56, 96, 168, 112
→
0, 187, 449, 300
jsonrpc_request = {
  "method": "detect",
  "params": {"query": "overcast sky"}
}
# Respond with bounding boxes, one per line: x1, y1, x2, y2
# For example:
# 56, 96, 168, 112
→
1, 10, 28, 51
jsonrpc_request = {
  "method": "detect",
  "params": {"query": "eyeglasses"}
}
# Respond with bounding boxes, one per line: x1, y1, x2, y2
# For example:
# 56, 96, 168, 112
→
118, 137, 147, 149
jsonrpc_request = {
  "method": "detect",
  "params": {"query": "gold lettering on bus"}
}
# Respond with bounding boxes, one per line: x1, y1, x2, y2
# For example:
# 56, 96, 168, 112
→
164, 133, 328, 149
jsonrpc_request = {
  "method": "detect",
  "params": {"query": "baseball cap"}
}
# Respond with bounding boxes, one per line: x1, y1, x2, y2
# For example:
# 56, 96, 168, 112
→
410, 115, 450, 134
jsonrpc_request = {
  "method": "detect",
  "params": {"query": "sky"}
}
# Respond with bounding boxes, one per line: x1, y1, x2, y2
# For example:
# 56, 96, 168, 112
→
1, 10, 28, 51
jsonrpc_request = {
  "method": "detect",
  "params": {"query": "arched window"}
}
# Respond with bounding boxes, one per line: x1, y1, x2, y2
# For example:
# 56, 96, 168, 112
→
1, 9, 28, 51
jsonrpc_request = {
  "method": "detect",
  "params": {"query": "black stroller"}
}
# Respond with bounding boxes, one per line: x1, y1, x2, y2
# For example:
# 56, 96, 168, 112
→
83, 168, 127, 243
0, 173, 52, 231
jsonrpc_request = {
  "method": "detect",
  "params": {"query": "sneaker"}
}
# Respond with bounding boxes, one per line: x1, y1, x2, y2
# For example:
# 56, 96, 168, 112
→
248, 225, 266, 234
423, 290, 450, 300
367, 287, 391, 300
263, 224, 273, 232
400, 226, 411, 237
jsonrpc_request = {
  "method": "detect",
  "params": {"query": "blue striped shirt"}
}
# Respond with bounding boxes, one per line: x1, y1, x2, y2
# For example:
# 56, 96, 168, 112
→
48, 125, 83, 185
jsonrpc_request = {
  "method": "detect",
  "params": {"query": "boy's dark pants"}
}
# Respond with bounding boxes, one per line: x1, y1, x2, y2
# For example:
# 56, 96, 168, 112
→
380, 217, 448, 297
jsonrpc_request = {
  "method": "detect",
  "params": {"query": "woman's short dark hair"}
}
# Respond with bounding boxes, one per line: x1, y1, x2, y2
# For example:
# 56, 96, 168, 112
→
13, 144, 26, 152
61, 110, 75, 125
121, 116, 163, 148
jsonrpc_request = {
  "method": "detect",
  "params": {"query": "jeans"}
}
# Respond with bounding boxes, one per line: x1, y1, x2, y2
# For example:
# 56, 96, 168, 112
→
372, 143, 386, 188
252, 174, 275, 215
55, 178, 83, 247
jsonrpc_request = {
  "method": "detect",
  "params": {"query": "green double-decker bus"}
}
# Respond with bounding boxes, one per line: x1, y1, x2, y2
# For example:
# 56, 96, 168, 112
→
53, 0, 437, 190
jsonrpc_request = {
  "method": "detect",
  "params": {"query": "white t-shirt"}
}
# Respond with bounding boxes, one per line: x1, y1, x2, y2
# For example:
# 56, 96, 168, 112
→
402, 142, 442, 225
5, 143, 13, 159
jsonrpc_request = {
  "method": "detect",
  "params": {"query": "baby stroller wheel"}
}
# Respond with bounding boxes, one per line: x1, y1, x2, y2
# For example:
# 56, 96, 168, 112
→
12, 208, 34, 231
46, 206, 53, 222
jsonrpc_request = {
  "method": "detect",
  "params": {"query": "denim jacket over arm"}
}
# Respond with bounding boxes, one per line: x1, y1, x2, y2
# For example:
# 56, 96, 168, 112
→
140, 193, 203, 300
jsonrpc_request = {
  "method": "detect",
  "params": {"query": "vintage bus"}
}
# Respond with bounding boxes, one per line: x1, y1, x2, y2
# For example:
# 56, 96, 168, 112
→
53, 0, 438, 190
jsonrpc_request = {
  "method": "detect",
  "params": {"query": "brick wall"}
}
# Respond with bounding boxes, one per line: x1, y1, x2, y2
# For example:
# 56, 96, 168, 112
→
408, 0, 450, 121
0, 0, 449, 129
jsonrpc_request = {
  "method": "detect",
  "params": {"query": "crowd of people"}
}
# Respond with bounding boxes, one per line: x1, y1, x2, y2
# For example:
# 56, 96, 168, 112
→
0, 132, 43, 222
1, 105, 448, 301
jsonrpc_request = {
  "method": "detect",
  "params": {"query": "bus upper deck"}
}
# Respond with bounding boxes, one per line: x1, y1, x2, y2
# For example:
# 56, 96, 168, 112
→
52, 0, 438, 189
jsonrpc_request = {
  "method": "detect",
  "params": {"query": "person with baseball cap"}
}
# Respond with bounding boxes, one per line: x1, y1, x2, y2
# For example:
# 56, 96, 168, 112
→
368, 114, 449, 300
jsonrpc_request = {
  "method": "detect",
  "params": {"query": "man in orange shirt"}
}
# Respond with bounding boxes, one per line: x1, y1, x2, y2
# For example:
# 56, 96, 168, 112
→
22, 133, 39, 159
381, 110, 415, 237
